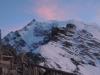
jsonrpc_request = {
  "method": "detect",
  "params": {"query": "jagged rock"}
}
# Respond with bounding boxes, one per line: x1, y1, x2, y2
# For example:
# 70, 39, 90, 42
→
2, 20, 100, 75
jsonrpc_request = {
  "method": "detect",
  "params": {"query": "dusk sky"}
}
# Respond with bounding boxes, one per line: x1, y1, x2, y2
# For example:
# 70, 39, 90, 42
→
0, 0, 100, 37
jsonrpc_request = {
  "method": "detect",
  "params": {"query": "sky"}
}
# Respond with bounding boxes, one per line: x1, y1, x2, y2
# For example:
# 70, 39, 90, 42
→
0, 0, 100, 37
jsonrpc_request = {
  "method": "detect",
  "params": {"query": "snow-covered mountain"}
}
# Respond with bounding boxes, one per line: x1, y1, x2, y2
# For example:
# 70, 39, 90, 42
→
2, 19, 100, 75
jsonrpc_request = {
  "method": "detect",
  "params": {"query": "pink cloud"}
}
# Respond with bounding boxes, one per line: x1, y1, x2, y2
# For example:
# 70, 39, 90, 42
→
35, 0, 79, 20
36, 6, 71, 20
37, 6, 56, 20
34, 0, 67, 20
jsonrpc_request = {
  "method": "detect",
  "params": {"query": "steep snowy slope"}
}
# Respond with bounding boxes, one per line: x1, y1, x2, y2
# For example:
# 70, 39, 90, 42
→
86, 24, 100, 41
2, 19, 100, 75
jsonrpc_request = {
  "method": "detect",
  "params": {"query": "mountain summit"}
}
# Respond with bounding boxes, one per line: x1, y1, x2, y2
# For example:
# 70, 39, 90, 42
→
2, 19, 100, 75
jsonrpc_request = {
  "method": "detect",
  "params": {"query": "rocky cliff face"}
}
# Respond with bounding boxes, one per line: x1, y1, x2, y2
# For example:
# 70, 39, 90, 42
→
2, 20, 100, 75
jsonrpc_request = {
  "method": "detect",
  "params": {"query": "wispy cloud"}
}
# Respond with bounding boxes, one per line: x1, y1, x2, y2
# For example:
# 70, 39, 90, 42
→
95, 10, 100, 21
36, 6, 65, 20
35, 0, 77, 20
